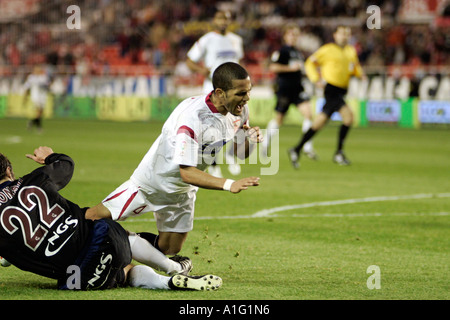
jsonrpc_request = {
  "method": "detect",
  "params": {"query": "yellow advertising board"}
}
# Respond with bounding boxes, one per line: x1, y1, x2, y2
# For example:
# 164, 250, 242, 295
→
95, 96, 151, 122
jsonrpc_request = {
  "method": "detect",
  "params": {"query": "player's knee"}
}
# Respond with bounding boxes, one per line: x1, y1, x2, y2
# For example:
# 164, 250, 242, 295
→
85, 203, 112, 220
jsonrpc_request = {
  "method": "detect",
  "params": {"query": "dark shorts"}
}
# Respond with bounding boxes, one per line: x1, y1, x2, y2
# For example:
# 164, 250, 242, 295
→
58, 219, 132, 290
322, 83, 348, 117
275, 86, 310, 114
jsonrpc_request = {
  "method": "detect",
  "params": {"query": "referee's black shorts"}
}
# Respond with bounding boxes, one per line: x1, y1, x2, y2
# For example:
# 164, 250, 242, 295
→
322, 83, 348, 117
59, 219, 132, 290
274, 85, 310, 114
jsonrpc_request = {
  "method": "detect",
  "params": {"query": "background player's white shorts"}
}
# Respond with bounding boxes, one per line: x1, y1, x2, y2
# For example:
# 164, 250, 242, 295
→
102, 180, 196, 233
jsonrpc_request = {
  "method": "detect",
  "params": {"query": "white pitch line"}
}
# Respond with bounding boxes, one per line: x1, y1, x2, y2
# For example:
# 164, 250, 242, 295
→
122, 192, 450, 223
251, 193, 450, 218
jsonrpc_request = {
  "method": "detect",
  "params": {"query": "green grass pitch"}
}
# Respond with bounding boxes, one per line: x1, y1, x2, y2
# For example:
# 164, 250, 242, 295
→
0, 118, 449, 301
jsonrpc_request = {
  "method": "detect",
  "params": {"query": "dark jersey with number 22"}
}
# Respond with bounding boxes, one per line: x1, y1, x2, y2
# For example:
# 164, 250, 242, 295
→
0, 153, 92, 281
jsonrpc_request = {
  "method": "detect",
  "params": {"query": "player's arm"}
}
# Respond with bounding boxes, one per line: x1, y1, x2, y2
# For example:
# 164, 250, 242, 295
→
185, 58, 210, 77
305, 45, 328, 88
269, 49, 302, 74
234, 124, 263, 160
26, 146, 74, 191
269, 62, 302, 73
304, 55, 322, 86
179, 165, 260, 193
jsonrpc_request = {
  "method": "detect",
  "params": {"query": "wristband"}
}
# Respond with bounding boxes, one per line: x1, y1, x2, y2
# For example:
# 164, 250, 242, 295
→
223, 179, 234, 191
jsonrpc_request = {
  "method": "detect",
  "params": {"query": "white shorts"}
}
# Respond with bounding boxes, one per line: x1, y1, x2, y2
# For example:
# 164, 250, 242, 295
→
102, 180, 196, 233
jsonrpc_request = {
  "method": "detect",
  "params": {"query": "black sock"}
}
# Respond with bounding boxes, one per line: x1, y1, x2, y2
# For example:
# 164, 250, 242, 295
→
294, 128, 317, 154
337, 124, 350, 152
137, 232, 162, 252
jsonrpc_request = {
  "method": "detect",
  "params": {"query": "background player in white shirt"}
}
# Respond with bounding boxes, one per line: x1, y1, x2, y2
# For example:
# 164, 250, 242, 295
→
186, 9, 244, 177
87, 62, 262, 272
23, 65, 50, 133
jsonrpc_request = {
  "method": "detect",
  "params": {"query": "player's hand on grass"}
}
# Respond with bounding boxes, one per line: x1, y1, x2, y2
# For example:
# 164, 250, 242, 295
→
230, 176, 260, 193
26, 146, 54, 165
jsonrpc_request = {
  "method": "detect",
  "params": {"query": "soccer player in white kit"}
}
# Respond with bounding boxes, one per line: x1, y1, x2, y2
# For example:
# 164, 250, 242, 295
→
23, 65, 50, 132
186, 10, 244, 93
186, 9, 244, 177
87, 63, 262, 272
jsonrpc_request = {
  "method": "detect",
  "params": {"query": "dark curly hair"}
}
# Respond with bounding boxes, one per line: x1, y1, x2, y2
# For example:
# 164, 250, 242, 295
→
0, 153, 12, 181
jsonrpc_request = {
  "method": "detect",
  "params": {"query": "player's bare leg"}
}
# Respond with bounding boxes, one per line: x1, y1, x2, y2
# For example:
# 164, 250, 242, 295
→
334, 105, 353, 165
289, 112, 329, 169
157, 231, 188, 255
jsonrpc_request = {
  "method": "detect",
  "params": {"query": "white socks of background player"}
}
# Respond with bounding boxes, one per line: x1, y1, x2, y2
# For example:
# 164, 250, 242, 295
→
128, 265, 171, 289
263, 118, 313, 153
128, 233, 182, 275
302, 119, 314, 153
262, 119, 279, 152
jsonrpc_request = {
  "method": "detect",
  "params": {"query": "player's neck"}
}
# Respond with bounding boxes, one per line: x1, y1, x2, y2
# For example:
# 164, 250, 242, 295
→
210, 92, 228, 116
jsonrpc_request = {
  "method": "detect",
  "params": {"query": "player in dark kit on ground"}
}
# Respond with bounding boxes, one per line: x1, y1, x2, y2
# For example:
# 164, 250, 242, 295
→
0, 147, 222, 291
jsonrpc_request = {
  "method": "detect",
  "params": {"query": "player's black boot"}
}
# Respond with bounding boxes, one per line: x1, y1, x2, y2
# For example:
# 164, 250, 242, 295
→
169, 274, 222, 291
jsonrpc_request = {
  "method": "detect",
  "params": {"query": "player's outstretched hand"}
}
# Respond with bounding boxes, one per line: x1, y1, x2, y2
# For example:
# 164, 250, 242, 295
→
230, 176, 260, 193
26, 146, 54, 165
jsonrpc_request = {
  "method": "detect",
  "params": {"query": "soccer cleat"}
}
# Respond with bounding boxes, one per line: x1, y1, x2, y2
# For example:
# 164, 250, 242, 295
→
207, 165, 223, 178
169, 255, 193, 275
333, 151, 351, 166
288, 148, 300, 169
304, 149, 319, 161
228, 163, 241, 176
169, 274, 222, 291
0, 256, 11, 267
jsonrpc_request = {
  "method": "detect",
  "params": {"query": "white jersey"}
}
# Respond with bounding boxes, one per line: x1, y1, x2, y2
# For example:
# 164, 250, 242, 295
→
130, 92, 249, 195
187, 31, 243, 92
23, 74, 49, 107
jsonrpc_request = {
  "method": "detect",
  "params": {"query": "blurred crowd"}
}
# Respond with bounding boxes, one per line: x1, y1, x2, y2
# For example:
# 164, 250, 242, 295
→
0, 0, 449, 79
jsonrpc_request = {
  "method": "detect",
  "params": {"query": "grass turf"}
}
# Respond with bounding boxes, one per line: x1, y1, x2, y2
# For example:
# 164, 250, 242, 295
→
0, 118, 449, 301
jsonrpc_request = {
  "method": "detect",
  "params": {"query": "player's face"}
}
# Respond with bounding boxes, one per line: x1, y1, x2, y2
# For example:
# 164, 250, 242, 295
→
213, 12, 231, 34
223, 77, 252, 116
334, 27, 350, 47
284, 27, 300, 46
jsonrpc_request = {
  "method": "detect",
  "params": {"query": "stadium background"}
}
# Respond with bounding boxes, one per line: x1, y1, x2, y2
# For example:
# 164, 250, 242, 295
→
0, 0, 449, 126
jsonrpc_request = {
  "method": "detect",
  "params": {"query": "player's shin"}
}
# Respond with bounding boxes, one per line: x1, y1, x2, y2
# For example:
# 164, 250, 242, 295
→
128, 233, 182, 275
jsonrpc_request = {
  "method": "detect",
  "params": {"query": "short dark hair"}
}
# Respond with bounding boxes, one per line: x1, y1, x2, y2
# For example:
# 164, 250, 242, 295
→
334, 25, 349, 33
0, 153, 12, 181
212, 62, 249, 91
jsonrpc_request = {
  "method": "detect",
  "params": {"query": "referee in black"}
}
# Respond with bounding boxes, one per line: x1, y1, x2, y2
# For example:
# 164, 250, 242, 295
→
288, 25, 364, 168
263, 24, 316, 160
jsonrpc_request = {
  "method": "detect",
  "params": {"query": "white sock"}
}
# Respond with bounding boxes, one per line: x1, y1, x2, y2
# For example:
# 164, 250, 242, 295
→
226, 147, 236, 165
263, 119, 279, 150
128, 234, 181, 275
128, 265, 171, 290
302, 119, 313, 153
